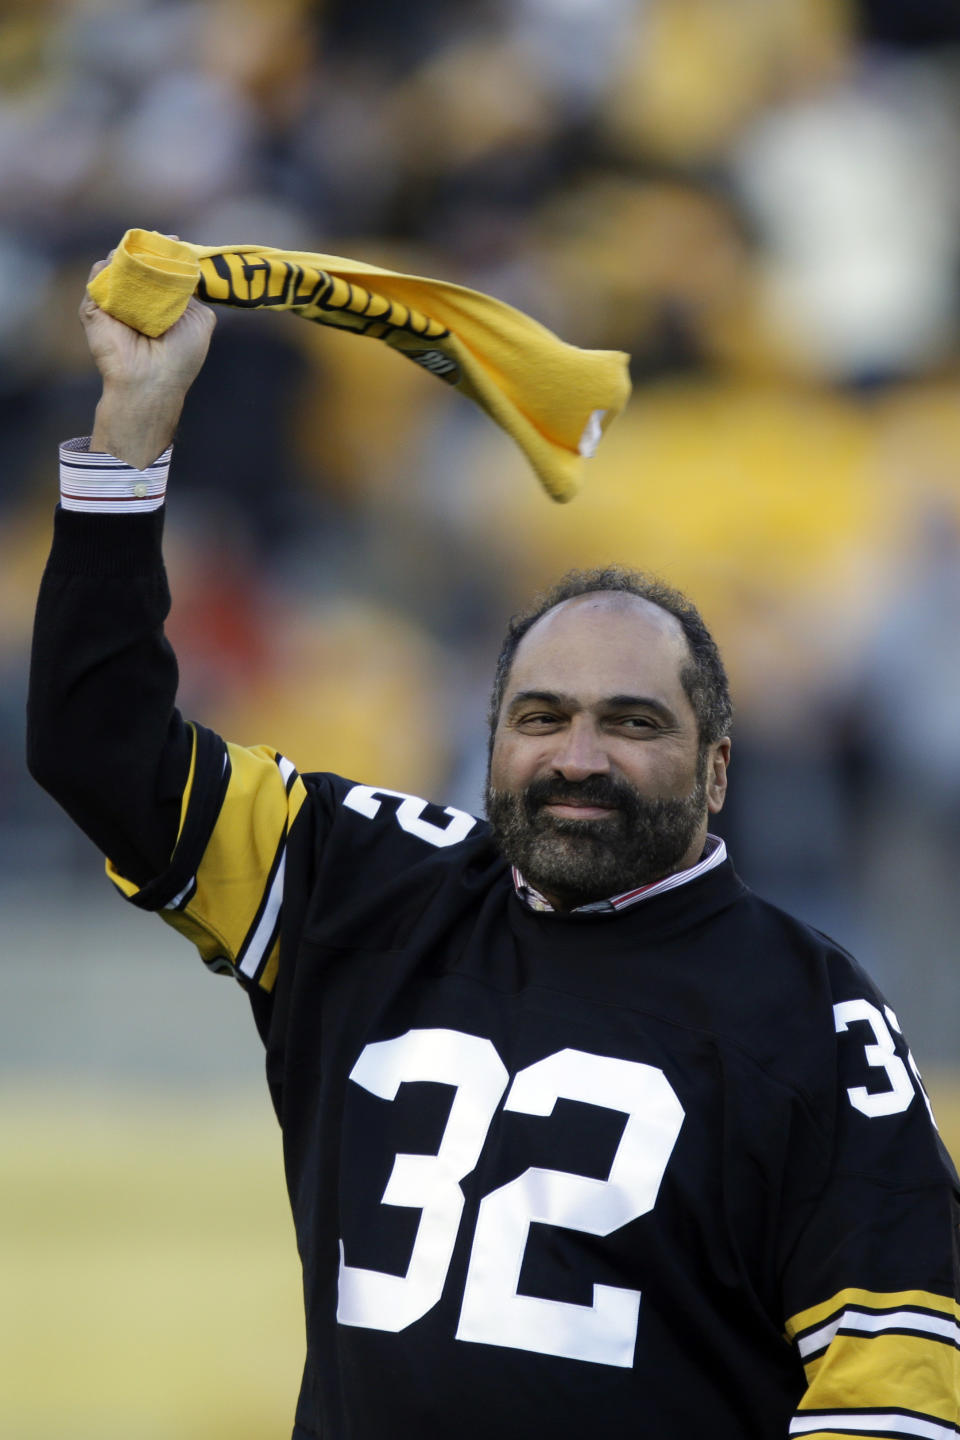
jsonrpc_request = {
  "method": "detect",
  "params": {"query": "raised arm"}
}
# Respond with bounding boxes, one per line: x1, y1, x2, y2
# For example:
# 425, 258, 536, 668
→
26, 261, 216, 883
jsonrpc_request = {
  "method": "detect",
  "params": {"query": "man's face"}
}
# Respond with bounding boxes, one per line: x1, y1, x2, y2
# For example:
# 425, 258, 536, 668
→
486, 593, 729, 911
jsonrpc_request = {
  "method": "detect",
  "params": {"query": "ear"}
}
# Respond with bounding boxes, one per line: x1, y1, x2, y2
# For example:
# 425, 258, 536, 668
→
706, 738, 730, 814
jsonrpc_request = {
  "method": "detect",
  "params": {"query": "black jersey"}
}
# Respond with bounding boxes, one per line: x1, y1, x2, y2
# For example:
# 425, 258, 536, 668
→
28, 507, 960, 1440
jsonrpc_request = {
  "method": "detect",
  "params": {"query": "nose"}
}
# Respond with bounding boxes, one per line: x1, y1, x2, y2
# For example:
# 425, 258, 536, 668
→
549, 716, 611, 781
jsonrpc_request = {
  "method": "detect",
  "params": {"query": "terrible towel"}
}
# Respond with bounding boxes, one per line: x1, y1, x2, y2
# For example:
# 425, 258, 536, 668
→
88, 228, 631, 502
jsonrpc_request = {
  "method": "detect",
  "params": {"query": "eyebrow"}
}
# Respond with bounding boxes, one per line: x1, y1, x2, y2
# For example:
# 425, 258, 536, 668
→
506, 690, 679, 724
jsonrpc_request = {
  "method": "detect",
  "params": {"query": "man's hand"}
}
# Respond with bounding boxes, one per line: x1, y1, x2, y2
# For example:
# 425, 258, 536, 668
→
81, 252, 216, 470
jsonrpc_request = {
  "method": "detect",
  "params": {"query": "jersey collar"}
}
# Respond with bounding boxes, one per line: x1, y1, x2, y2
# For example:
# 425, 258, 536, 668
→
512, 834, 728, 914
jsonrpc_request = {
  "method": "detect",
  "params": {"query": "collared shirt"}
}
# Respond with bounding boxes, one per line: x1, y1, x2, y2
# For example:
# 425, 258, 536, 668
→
59, 437, 171, 513
512, 834, 728, 913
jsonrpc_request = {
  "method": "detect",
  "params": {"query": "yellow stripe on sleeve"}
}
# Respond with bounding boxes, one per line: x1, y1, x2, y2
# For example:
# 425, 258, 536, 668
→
175, 720, 199, 845
108, 741, 307, 992
163, 744, 307, 987
105, 724, 200, 902
798, 1331, 959, 1424
257, 941, 282, 995
786, 1288, 960, 1440
106, 863, 140, 902
791, 1433, 951, 1440
786, 1288, 959, 1341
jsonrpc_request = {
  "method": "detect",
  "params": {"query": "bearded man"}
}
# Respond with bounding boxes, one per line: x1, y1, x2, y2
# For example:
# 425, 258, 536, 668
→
27, 267, 960, 1440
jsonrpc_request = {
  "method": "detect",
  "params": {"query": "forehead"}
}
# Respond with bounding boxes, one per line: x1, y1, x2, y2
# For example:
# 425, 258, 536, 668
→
505, 592, 693, 707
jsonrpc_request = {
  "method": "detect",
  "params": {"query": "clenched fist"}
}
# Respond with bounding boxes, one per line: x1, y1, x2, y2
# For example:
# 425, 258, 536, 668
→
82, 250, 216, 470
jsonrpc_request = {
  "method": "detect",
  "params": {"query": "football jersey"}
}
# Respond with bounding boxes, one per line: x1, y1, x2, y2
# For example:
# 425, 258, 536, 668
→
28, 507, 960, 1440
107, 736, 960, 1440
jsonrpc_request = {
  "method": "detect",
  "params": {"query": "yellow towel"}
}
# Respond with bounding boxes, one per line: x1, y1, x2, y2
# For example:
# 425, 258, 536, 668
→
88, 229, 630, 502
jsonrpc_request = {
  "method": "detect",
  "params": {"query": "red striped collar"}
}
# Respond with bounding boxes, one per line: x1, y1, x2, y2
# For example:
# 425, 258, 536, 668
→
512, 835, 728, 913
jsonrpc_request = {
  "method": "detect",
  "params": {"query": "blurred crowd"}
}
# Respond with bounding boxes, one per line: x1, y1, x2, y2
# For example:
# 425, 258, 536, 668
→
4, 0, 960, 1055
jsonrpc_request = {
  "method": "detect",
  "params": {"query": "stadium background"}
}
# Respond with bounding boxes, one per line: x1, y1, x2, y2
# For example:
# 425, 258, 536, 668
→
2, 0, 960, 1433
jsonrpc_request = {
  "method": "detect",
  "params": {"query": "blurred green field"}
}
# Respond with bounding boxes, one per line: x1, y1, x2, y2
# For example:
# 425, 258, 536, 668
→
2, 1074, 959, 1438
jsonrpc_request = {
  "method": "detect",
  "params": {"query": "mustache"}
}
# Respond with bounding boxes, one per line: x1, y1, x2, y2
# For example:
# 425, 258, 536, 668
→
522, 775, 637, 815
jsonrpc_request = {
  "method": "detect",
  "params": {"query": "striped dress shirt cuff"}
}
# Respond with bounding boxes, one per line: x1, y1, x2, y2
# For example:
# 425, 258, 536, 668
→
59, 436, 171, 513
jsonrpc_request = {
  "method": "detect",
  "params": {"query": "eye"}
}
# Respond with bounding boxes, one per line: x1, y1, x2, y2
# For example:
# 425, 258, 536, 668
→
613, 715, 657, 731
516, 711, 563, 730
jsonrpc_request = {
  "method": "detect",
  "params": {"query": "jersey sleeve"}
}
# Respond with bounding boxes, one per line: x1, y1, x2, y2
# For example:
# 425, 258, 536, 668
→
781, 971, 960, 1440
28, 498, 309, 995
27, 504, 190, 882
106, 727, 308, 995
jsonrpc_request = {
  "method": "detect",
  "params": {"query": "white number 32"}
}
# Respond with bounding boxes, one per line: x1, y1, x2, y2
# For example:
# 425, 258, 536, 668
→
337, 1029, 685, 1368
833, 998, 918, 1118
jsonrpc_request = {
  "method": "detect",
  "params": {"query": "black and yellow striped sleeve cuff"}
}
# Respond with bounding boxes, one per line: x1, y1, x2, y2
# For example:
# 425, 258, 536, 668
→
786, 1288, 960, 1440
107, 733, 307, 994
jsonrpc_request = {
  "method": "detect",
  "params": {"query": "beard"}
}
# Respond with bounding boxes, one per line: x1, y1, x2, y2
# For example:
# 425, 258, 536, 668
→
485, 756, 708, 910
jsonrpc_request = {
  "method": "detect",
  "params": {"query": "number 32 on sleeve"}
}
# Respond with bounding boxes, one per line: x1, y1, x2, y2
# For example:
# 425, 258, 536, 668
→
833, 998, 936, 1123
337, 1029, 685, 1368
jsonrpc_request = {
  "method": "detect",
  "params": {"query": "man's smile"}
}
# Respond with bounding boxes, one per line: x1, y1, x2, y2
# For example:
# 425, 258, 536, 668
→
541, 801, 619, 820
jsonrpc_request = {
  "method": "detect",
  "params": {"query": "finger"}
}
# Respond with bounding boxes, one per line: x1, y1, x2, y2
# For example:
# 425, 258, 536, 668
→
78, 288, 109, 324
183, 295, 217, 326
86, 250, 116, 283
78, 291, 99, 324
